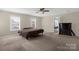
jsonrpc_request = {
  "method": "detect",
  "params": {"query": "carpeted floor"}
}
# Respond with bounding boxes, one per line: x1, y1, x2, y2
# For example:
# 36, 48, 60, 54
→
0, 33, 79, 51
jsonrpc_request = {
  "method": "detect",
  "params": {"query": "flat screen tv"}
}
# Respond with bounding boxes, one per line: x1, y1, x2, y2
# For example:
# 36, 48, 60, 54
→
59, 23, 72, 30
59, 23, 72, 35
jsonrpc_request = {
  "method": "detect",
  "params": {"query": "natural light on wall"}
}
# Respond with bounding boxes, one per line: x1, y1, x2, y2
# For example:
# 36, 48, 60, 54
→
31, 17, 36, 29
10, 16, 20, 31
54, 16, 60, 34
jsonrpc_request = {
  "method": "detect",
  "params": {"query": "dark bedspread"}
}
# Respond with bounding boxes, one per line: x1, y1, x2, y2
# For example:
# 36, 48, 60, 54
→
18, 28, 44, 39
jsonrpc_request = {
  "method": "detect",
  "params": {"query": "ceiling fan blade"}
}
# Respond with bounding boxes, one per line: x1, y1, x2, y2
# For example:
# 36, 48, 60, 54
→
36, 11, 39, 13
44, 10, 49, 12
40, 8, 45, 11
36, 10, 40, 13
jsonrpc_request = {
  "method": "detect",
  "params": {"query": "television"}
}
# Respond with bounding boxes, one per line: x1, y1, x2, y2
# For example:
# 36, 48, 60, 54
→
59, 23, 72, 35
60, 23, 71, 30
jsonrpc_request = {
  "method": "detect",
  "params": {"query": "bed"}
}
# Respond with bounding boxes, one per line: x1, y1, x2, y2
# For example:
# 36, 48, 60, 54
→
18, 28, 44, 39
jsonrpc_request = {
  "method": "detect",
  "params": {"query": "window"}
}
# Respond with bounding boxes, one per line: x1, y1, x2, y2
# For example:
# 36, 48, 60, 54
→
54, 16, 60, 34
10, 16, 20, 31
31, 17, 36, 28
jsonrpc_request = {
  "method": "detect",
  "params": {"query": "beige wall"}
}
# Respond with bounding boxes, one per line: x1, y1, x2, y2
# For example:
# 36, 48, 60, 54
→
60, 12, 79, 36
36, 17, 42, 29
0, 11, 42, 36
42, 16, 54, 33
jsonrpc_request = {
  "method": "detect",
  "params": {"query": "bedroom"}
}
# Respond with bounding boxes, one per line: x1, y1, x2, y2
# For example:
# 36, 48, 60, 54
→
0, 8, 79, 51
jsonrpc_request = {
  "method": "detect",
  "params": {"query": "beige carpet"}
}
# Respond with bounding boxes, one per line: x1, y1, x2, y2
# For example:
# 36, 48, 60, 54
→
0, 33, 79, 51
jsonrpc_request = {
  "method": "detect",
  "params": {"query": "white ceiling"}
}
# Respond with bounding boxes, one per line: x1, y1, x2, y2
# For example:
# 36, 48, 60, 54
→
0, 8, 79, 17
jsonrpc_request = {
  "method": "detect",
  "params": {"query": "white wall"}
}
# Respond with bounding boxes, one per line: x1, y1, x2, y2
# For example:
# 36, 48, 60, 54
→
36, 17, 42, 29
0, 11, 42, 36
42, 16, 54, 33
60, 12, 79, 36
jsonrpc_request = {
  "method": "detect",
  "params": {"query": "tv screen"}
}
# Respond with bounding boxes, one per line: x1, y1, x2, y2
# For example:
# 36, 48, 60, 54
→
59, 23, 71, 30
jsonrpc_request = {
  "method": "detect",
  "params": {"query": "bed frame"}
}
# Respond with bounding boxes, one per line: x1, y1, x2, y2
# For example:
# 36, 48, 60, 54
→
18, 28, 44, 39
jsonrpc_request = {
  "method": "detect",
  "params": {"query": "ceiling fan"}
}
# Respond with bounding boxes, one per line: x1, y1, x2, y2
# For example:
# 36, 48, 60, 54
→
36, 8, 49, 14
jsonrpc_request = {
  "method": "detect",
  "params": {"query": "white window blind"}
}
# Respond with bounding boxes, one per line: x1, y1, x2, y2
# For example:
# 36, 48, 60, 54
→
10, 16, 20, 31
